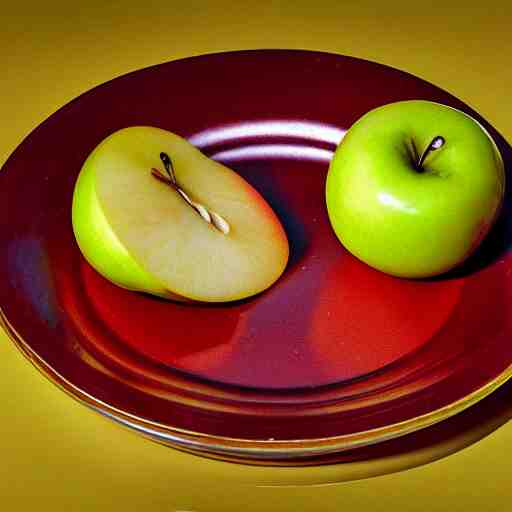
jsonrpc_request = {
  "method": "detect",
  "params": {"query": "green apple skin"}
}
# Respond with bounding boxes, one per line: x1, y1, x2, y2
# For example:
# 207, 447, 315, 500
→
72, 154, 184, 300
326, 100, 505, 278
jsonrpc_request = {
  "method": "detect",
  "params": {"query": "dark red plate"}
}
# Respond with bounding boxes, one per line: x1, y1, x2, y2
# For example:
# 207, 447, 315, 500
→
1, 50, 512, 463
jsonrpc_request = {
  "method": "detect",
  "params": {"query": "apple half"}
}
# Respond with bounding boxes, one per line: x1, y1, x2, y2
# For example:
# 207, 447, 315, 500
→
72, 126, 289, 302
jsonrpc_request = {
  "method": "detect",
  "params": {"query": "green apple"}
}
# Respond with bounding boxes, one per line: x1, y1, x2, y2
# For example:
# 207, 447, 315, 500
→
326, 100, 505, 278
72, 126, 289, 302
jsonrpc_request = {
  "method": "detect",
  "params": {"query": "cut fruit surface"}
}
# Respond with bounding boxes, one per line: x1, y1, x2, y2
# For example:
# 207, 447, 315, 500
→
72, 126, 289, 302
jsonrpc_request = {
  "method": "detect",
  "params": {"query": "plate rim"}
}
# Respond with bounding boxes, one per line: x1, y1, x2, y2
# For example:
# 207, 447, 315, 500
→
2, 48, 512, 464
3, 308, 512, 463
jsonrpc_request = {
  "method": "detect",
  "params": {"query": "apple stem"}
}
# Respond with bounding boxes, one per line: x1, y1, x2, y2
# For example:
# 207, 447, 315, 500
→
418, 136, 445, 170
151, 153, 230, 235
160, 152, 177, 184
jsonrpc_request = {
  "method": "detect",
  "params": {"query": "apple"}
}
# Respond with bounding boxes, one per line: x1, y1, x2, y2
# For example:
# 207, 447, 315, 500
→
326, 100, 505, 278
72, 126, 289, 302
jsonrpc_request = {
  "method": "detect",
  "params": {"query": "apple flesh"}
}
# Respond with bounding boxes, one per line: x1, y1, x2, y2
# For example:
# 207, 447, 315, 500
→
72, 126, 289, 302
326, 100, 505, 278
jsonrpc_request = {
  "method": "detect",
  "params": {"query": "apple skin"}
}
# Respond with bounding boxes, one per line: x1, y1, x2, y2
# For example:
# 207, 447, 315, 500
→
326, 100, 505, 278
72, 157, 187, 301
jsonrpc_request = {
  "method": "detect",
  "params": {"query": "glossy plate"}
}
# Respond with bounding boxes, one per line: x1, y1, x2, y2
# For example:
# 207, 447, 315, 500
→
1, 50, 512, 465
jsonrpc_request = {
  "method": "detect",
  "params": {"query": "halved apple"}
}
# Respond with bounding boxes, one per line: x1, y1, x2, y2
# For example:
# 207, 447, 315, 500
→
72, 126, 289, 302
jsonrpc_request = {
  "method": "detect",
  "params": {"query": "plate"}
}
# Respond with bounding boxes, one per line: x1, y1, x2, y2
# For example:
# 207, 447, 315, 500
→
1, 50, 512, 464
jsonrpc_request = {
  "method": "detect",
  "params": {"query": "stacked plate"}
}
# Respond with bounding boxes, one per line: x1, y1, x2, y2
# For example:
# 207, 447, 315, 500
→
1, 50, 512, 465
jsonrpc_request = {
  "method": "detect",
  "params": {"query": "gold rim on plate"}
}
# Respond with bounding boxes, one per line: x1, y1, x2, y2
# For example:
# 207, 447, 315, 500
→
3, 307, 512, 466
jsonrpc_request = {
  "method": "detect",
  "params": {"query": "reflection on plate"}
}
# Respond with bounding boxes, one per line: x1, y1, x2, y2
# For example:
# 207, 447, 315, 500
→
1, 50, 512, 464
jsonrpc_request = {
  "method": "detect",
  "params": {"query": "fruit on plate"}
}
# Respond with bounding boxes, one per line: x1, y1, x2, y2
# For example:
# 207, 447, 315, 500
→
72, 126, 289, 302
325, 100, 505, 278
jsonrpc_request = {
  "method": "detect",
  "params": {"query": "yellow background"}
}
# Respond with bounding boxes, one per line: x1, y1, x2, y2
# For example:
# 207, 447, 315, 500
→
1, 1, 511, 510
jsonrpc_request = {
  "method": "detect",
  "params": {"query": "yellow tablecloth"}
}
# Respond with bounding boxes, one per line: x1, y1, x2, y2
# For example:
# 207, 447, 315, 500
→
2, 2, 511, 510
